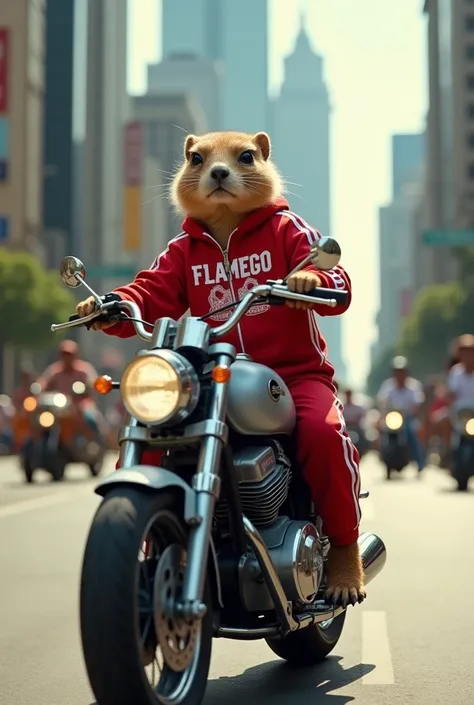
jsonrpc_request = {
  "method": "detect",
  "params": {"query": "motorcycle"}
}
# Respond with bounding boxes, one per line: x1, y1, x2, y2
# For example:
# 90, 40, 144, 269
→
51, 239, 387, 705
18, 383, 105, 483
450, 406, 474, 491
379, 409, 411, 480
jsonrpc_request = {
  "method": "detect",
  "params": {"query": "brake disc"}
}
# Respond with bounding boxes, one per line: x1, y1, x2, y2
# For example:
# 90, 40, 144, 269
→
153, 544, 199, 672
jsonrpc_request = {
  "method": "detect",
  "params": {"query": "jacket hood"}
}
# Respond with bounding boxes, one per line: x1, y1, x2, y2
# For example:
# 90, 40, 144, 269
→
182, 197, 289, 240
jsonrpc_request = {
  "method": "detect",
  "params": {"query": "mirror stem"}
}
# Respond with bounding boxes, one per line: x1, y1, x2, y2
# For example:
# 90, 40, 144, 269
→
282, 252, 314, 285
75, 275, 103, 305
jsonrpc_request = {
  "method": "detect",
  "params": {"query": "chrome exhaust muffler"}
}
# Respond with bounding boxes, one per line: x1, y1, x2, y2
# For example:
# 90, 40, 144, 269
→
358, 531, 387, 585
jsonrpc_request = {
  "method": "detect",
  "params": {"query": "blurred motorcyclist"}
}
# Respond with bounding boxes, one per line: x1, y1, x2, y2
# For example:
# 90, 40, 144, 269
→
447, 334, 474, 411
12, 363, 37, 411
343, 388, 366, 427
37, 340, 105, 441
377, 356, 425, 473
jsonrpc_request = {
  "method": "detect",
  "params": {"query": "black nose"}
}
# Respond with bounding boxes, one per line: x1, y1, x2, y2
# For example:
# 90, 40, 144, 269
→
210, 166, 230, 182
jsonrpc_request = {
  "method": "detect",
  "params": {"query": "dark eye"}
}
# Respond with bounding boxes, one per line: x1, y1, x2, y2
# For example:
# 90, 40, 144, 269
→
190, 153, 203, 166
239, 151, 254, 165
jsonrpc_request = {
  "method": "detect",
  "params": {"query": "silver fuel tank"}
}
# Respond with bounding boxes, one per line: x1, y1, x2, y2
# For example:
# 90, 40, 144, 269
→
227, 355, 296, 436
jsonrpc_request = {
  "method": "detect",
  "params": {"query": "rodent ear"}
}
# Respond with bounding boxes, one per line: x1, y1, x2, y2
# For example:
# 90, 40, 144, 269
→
184, 135, 197, 159
253, 132, 271, 161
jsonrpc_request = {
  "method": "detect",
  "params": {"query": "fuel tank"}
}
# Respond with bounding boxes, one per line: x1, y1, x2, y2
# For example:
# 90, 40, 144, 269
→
227, 355, 296, 436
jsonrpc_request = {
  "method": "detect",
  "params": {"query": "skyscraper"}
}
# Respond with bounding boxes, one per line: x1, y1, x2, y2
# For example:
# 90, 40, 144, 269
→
160, 0, 268, 133
272, 22, 346, 379
43, 0, 75, 265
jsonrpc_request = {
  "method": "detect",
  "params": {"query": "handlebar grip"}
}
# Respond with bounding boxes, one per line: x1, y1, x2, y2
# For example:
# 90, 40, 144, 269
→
309, 287, 349, 305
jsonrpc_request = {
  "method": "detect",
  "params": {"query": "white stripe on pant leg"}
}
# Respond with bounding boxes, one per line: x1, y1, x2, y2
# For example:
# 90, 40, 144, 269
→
333, 399, 361, 523
362, 611, 395, 685
338, 401, 361, 500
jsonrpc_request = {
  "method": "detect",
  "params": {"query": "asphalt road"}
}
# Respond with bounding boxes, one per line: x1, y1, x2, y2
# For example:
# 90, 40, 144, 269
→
1, 452, 474, 705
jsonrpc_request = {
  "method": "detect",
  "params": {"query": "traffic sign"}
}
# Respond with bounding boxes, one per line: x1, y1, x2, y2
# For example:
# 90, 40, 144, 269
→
86, 264, 136, 278
422, 229, 474, 246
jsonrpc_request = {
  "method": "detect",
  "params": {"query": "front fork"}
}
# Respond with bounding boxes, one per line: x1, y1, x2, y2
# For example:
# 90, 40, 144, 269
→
118, 345, 234, 621
178, 348, 233, 619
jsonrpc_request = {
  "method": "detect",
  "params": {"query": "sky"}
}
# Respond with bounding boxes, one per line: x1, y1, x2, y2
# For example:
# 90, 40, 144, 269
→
127, 0, 428, 387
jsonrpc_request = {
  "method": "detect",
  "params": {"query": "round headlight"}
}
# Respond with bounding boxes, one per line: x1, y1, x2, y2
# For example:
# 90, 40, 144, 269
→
39, 411, 55, 428
121, 351, 199, 426
385, 411, 403, 431
465, 418, 474, 436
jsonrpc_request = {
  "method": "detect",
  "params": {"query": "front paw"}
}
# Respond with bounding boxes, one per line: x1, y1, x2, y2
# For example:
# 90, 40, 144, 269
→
325, 542, 366, 608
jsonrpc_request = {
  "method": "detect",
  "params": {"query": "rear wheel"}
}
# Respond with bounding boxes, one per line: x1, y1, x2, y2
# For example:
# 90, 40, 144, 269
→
266, 612, 346, 666
385, 465, 391, 480
47, 448, 67, 482
456, 475, 469, 492
80, 488, 213, 705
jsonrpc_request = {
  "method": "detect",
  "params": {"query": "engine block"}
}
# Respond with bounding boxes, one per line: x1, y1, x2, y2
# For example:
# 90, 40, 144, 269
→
214, 443, 292, 528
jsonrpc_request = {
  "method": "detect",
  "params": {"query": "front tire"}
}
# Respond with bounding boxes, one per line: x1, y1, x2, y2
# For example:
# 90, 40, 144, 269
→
266, 612, 346, 666
80, 488, 213, 705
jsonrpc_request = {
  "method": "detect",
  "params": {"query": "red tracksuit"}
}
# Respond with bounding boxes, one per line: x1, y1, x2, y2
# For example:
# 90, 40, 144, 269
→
105, 197, 361, 545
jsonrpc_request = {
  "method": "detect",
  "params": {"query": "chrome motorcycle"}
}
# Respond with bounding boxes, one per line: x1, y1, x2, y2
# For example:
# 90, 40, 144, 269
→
450, 406, 474, 491
51, 239, 386, 705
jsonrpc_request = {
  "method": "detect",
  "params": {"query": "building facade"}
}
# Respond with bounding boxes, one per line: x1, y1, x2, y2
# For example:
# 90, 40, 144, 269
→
133, 93, 206, 242
160, 0, 268, 133
42, 0, 75, 267
147, 54, 222, 132
271, 25, 346, 379
78, 0, 130, 365
414, 0, 473, 290
0, 0, 46, 255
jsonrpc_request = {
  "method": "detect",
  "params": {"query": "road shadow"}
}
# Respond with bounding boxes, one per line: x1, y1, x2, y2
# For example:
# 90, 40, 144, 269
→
87, 657, 375, 705
203, 655, 375, 705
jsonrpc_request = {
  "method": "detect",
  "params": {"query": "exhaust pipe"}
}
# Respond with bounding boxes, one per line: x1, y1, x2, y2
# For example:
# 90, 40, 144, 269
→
358, 531, 387, 585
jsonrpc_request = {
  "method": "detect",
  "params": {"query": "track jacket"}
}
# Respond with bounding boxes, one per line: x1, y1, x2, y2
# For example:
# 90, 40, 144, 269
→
104, 197, 351, 381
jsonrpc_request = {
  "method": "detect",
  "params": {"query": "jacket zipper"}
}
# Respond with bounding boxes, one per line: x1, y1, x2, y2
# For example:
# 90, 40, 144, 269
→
202, 229, 246, 353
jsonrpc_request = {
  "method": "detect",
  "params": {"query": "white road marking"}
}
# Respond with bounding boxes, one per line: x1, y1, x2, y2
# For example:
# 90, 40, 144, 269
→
0, 492, 78, 519
361, 611, 395, 685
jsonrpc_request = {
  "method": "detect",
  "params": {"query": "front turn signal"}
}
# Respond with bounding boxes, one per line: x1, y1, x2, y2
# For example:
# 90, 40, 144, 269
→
211, 365, 232, 384
94, 375, 113, 395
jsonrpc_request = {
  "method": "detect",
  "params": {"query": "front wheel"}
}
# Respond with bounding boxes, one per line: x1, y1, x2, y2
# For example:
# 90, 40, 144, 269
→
80, 488, 213, 705
266, 611, 346, 666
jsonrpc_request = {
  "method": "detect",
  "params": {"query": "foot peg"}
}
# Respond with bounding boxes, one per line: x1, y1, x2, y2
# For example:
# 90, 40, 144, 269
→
359, 489, 370, 499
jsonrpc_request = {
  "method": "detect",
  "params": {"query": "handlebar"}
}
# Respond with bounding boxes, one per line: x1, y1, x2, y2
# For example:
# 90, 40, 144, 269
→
51, 282, 348, 344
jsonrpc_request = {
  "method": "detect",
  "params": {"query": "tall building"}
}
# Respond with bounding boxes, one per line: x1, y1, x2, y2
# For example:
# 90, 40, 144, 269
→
414, 0, 471, 289
0, 0, 46, 255
42, 0, 75, 267
272, 23, 346, 378
160, 0, 268, 133
392, 134, 425, 198
147, 54, 222, 132
376, 166, 423, 357
133, 93, 206, 240
79, 0, 130, 365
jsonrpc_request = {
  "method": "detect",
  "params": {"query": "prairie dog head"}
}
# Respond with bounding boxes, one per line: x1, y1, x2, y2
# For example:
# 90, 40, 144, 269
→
171, 131, 283, 220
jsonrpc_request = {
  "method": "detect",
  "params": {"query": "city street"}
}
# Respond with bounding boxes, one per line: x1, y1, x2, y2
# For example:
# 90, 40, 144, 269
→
1, 452, 473, 705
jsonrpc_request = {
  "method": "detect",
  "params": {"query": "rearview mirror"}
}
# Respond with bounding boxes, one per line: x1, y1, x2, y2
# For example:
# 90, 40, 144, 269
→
309, 237, 341, 271
59, 256, 86, 288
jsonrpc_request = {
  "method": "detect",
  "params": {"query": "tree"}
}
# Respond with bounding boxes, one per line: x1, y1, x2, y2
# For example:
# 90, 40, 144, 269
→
398, 280, 473, 379
0, 249, 76, 348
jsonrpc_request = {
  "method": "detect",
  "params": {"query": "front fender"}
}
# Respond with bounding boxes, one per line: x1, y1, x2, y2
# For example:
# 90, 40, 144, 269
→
95, 466, 197, 523
94, 465, 224, 608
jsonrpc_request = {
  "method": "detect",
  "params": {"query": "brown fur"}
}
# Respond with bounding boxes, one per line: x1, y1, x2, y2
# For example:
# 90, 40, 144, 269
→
325, 542, 366, 607
171, 131, 283, 247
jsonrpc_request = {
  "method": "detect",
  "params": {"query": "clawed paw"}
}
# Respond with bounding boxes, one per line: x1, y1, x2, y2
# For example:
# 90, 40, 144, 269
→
325, 584, 366, 608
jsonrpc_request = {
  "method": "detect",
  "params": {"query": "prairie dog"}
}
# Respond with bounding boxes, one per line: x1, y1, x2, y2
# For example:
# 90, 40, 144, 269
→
171, 131, 283, 247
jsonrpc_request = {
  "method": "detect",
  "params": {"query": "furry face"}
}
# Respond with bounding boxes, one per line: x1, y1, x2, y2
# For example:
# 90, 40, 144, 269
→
171, 131, 283, 220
